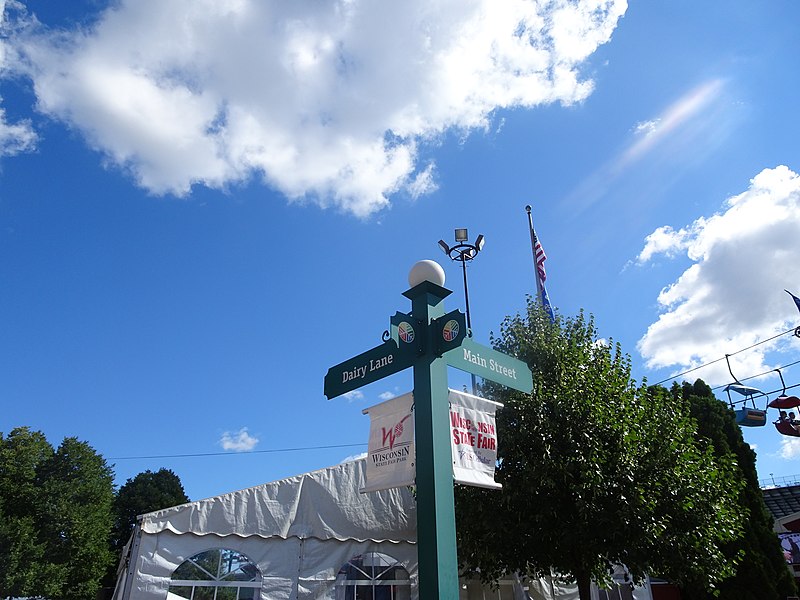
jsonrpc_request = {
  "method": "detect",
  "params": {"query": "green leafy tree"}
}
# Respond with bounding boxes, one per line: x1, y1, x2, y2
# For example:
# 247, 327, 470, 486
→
111, 468, 189, 553
0, 427, 115, 600
455, 302, 747, 600
0, 428, 61, 597
41, 437, 116, 600
672, 380, 796, 600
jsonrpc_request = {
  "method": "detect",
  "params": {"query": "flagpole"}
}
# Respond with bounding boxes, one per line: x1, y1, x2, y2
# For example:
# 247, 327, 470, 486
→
526, 205, 544, 303
526, 205, 555, 322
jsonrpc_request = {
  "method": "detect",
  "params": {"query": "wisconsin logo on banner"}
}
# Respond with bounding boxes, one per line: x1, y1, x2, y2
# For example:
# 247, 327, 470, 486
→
360, 392, 415, 493
448, 389, 503, 489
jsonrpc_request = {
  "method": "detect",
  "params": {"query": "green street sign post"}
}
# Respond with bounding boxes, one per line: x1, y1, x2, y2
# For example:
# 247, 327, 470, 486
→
324, 262, 533, 600
445, 337, 533, 393
324, 340, 416, 400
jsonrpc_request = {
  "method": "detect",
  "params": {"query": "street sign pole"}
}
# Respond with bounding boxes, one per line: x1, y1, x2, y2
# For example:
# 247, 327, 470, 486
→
324, 260, 532, 600
404, 280, 459, 600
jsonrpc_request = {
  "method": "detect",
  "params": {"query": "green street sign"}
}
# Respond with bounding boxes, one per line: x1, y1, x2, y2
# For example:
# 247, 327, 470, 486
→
431, 309, 467, 356
323, 340, 413, 399
445, 337, 533, 393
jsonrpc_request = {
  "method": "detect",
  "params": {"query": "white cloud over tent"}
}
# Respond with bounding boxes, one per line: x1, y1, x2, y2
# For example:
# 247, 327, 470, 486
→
637, 165, 800, 385
2, 0, 627, 216
219, 427, 260, 452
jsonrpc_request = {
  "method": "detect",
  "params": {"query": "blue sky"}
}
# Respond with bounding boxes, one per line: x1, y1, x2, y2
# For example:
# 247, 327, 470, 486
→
1, 0, 799, 501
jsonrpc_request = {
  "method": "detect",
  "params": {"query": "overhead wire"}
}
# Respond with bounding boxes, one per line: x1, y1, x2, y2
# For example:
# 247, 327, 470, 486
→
110, 329, 799, 462
711, 359, 800, 392
651, 326, 798, 386
715, 381, 800, 401
109, 442, 366, 461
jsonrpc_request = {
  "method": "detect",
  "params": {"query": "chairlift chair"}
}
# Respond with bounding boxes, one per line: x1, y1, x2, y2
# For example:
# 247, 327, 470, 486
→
774, 420, 800, 437
724, 355, 767, 427
771, 369, 800, 437
724, 384, 768, 427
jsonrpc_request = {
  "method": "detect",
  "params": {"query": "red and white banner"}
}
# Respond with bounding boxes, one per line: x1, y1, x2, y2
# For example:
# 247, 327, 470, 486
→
360, 392, 415, 493
361, 389, 501, 492
448, 389, 502, 489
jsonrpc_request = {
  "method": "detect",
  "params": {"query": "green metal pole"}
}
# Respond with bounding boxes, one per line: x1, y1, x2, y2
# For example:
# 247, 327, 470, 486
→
404, 281, 459, 600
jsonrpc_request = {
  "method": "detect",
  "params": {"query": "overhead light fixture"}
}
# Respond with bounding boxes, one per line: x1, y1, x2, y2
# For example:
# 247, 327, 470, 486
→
437, 228, 485, 394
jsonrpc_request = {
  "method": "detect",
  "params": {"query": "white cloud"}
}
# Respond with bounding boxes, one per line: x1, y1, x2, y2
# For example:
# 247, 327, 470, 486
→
340, 451, 368, 463
636, 225, 691, 263
406, 163, 438, 200
378, 391, 396, 400
3, 0, 626, 216
0, 2, 38, 156
342, 390, 364, 402
780, 438, 800, 460
637, 165, 800, 384
0, 106, 37, 155
633, 119, 658, 137
617, 79, 725, 170
565, 78, 730, 211
219, 427, 259, 452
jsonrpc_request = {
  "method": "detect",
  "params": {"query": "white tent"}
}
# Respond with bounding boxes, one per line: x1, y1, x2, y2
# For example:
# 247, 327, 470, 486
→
112, 459, 653, 600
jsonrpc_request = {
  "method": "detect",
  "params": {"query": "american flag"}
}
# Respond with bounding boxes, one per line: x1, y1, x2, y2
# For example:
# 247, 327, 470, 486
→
526, 205, 555, 322
533, 232, 547, 283
787, 290, 800, 314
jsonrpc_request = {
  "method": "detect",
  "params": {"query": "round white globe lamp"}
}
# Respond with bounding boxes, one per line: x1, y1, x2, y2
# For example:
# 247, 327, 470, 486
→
408, 260, 446, 288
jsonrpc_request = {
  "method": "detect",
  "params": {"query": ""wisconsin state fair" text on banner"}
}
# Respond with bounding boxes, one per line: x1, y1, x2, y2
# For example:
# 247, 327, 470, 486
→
448, 389, 502, 489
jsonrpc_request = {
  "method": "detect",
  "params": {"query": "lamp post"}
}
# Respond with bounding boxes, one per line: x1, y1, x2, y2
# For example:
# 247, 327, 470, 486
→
438, 229, 485, 393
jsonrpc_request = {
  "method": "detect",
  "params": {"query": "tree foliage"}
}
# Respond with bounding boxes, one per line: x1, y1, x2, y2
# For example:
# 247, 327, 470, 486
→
0, 427, 115, 600
0, 428, 59, 597
111, 468, 189, 552
672, 380, 797, 600
455, 302, 747, 599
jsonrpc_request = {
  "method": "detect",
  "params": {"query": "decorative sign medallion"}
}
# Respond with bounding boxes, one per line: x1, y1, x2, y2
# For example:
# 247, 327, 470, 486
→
398, 321, 415, 343
442, 319, 459, 342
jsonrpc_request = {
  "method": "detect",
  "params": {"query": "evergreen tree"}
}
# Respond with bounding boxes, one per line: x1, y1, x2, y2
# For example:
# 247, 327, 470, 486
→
673, 380, 797, 600
111, 468, 190, 552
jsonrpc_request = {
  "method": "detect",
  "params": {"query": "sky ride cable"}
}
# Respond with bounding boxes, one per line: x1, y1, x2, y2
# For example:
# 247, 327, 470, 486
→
651, 326, 798, 386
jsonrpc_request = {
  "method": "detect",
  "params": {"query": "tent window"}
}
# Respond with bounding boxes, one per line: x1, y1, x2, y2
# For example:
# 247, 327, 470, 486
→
597, 585, 634, 600
335, 552, 410, 600
169, 549, 261, 600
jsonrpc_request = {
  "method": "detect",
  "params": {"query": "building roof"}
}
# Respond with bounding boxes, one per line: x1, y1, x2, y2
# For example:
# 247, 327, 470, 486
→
763, 484, 800, 520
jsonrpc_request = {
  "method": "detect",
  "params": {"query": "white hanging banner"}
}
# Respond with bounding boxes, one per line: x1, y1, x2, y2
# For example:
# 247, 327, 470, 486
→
449, 389, 503, 489
360, 392, 415, 493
